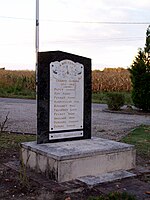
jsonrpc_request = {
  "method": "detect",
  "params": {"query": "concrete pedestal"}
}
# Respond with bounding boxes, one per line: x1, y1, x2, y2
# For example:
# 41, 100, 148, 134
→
21, 137, 136, 183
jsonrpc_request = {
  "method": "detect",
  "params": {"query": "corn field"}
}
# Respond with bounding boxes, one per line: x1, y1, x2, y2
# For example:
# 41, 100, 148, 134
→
0, 70, 35, 97
92, 68, 132, 92
0, 68, 131, 97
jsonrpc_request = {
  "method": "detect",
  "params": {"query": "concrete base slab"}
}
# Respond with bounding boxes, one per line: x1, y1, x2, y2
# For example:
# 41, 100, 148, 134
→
78, 170, 136, 186
21, 137, 136, 183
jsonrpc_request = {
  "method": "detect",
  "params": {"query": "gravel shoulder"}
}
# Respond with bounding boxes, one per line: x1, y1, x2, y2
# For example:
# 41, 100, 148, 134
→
92, 104, 150, 141
0, 98, 150, 140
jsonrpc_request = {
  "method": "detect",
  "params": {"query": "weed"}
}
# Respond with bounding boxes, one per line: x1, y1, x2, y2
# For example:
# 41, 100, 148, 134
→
88, 191, 136, 200
19, 150, 30, 189
0, 112, 9, 133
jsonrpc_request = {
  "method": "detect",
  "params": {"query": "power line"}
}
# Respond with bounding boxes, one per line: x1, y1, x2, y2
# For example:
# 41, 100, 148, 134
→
44, 37, 144, 43
0, 16, 33, 21
43, 20, 150, 25
0, 15, 149, 25
0, 36, 144, 46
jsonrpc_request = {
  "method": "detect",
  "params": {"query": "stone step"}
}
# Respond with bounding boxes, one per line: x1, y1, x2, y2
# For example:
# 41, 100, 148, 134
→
78, 170, 136, 186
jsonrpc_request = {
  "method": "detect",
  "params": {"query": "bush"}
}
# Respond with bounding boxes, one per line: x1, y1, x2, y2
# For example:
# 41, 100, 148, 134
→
106, 92, 125, 110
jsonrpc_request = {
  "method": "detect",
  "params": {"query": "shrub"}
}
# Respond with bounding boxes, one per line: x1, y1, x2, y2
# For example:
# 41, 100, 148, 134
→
106, 92, 125, 110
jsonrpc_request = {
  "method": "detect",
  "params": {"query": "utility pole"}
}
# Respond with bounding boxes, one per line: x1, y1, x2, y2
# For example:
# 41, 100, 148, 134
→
36, 0, 39, 138
36, 0, 39, 86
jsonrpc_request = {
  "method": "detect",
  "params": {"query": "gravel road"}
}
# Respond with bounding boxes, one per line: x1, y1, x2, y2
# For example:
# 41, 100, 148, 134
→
93, 104, 150, 140
0, 98, 150, 140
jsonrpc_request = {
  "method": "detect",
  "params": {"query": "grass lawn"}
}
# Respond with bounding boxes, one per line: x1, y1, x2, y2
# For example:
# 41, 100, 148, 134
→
92, 92, 132, 105
0, 88, 36, 99
121, 125, 150, 158
92, 92, 108, 104
0, 132, 36, 149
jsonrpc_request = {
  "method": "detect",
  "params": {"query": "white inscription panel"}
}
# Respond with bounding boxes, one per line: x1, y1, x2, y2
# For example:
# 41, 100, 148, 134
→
49, 59, 84, 139
49, 131, 83, 140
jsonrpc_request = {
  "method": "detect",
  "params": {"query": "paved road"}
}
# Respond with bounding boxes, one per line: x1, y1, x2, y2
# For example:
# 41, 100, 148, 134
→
0, 98, 150, 140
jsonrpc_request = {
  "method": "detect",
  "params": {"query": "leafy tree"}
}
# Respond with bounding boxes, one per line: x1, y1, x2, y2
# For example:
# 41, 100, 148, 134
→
129, 26, 150, 111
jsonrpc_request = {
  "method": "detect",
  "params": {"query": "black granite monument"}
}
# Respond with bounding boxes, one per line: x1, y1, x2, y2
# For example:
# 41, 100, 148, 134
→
37, 51, 91, 143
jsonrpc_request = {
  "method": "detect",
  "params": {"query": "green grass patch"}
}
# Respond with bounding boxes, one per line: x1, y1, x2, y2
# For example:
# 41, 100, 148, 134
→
0, 87, 36, 99
121, 125, 150, 158
92, 92, 108, 104
0, 132, 36, 149
92, 92, 132, 105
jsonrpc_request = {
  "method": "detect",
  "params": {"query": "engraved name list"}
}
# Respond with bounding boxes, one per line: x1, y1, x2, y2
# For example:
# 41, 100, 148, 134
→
49, 60, 84, 140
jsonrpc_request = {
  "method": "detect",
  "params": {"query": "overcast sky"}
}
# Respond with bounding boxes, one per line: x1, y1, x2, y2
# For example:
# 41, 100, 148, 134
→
0, 0, 150, 70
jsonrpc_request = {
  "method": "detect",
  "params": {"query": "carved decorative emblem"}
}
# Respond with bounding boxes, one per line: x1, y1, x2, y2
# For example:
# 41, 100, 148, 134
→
50, 60, 83, 80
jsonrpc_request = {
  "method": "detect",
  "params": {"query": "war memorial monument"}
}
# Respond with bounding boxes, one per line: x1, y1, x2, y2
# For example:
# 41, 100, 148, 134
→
21, 51, 136, 183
